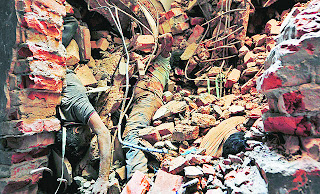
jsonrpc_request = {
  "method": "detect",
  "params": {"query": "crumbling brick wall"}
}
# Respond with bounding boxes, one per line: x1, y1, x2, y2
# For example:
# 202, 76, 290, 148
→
0, 0, 67, 192
258, 0, 320, 160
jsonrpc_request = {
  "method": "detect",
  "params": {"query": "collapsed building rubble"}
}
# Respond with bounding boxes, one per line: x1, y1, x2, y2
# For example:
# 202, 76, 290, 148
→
0, 0, 320, 193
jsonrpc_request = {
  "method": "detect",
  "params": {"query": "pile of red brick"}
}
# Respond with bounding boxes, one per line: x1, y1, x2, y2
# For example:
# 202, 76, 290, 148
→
259, 0, 320, 159
0, 0, 67, 192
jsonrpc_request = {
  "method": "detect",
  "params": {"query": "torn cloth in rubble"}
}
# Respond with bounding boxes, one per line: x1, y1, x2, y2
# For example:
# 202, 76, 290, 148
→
123, 55, 171, 178
61, 70, 95, 124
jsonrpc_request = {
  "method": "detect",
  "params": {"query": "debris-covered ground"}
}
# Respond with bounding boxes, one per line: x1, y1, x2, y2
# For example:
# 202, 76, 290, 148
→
62, 0, 320, 193
2, 0, 320, 193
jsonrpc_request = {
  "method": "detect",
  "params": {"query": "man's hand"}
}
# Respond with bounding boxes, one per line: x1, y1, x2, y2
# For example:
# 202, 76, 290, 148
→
92, 177, 109, 194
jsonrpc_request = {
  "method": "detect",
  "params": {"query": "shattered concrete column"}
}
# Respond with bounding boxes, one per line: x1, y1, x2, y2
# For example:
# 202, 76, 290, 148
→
258, 0, 320, 159
0, 0, 67, 192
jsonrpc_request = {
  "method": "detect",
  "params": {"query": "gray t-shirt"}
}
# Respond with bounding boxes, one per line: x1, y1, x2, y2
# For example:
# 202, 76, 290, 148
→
61, 70, 95, 124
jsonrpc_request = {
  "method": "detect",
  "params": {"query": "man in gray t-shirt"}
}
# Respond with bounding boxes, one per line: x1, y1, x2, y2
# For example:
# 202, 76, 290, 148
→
60, 70, 111, 194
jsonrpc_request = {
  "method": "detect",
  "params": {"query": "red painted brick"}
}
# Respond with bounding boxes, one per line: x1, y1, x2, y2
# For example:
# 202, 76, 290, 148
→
150, 170, 183, 194
264, 115, 310, 136
33, 0, 66, 16
121, 171, 151, 194
0, 118, 60, 136
0, 156, 48, 179
9, 89, 61, 108
0, 156, 48, 193
260, 72, 282, 91
21, 13, 62, 40
13, 60, 66, 78
8, 105, 57, 120
0, 148, 49, 165
24, 75, 63, 92
5, 132, 55, 150
18, 43, 65, 65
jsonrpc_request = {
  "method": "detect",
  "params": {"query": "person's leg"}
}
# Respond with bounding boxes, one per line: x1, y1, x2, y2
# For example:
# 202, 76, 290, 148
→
122, 33, 173, 178
123, 92, 162, 178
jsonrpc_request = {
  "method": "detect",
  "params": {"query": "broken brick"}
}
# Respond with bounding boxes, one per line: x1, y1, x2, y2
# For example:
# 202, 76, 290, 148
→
74, 25, 91, 61
265, 19, 281, 35
91, 38, 109, 51
139, 127, 161, 145
168, 156, 189, 174
225, 69, 241, 88
194, 93, 217, 107
24, 75, 63, 92
239, 45, 249, 58
8, 105, 57, 120
188, 25, 205, 43
190, 17, 205, 26
165, 8, 185, 20
300, 137, 320, 161
75, 65, 97, 86
150, 170, 183, 194
252, 34, 267, 47
243, 51, 255, 64
172, 124, 199, 141
191, 113, 216, 128
171, 22, 190, 35
263, 115, 308, 136
202, 164, 216, 175
135, 35, 155, 52
13, 60, 66, 78
21, 13, 62, 40
121, 171, 150, 194
155, 122, 175, 136
184, 166, 203, 178
186, 155, 214, 165
32, 0, 66, 16
66, 39, 80, 66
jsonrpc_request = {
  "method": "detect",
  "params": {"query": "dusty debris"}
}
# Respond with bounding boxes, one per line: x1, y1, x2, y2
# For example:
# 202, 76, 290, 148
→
2, 0, 320, 193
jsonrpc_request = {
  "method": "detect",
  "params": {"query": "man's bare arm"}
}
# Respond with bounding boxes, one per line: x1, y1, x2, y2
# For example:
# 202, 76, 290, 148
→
88, 111, 112, 193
